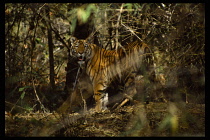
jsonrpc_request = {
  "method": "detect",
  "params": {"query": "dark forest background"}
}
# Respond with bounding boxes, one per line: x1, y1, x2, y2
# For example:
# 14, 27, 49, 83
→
5, 3, 204, 116
5, 3, 205, 137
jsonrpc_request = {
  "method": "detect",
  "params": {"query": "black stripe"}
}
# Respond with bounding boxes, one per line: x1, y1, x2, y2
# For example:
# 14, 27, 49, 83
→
87, 46, 101, 83
95, 48, 103, 80
87, 46, 98, 81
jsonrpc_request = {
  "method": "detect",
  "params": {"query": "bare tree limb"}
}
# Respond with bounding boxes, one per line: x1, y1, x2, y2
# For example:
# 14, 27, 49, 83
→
121, 22, 143, 42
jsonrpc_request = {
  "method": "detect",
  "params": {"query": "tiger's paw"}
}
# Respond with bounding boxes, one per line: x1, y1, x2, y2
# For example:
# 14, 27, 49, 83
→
101, 93, 108, 109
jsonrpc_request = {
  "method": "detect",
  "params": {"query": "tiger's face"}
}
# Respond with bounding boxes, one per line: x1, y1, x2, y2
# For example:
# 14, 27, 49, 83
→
69, 37, 92, 62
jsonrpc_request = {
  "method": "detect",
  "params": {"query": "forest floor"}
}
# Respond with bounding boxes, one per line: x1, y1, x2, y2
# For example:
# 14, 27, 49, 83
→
5, 101, 205, 137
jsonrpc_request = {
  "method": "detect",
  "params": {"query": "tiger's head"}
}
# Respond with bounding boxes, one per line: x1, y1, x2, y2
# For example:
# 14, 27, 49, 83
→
69, 37, 92, 62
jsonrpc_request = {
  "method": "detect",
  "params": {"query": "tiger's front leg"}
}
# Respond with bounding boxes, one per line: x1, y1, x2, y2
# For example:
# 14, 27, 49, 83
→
93, 83, 108, 112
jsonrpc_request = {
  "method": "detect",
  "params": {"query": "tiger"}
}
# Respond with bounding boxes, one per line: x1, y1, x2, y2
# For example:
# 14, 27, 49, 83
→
69, 36, 154, 112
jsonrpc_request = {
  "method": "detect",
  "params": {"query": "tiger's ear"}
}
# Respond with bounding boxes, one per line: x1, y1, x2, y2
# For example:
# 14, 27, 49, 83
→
86, 37, 93, 44
69, 37, 77, 46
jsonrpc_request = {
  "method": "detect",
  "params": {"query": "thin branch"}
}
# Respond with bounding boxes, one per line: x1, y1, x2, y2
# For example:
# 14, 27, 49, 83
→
32, 78, 48, 113
115, 3, 124, 50
121, 22, 143, 42
5, 101, 29, 111
38, 3, 47, 14
87, 9, 121, 41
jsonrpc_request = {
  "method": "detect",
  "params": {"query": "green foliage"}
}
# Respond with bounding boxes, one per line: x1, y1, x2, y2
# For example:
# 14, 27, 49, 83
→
123, 3, 133, 9
19, 86, 31, 100
70, 17, 77, 34
18, 86, 31, 92
78, 4, 96, 23
68, 4, 97, 33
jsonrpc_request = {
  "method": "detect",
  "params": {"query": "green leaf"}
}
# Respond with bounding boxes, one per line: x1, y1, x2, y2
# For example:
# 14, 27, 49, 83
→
20, 91, 25, 99
19, 87, 25, 92
18, 86, 31, 92
35, 38, 41, 43
123, 3, 133, 9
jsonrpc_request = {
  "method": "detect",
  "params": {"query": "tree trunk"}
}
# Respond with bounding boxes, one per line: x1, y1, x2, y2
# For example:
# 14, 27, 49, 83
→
46, 7, 55, 90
